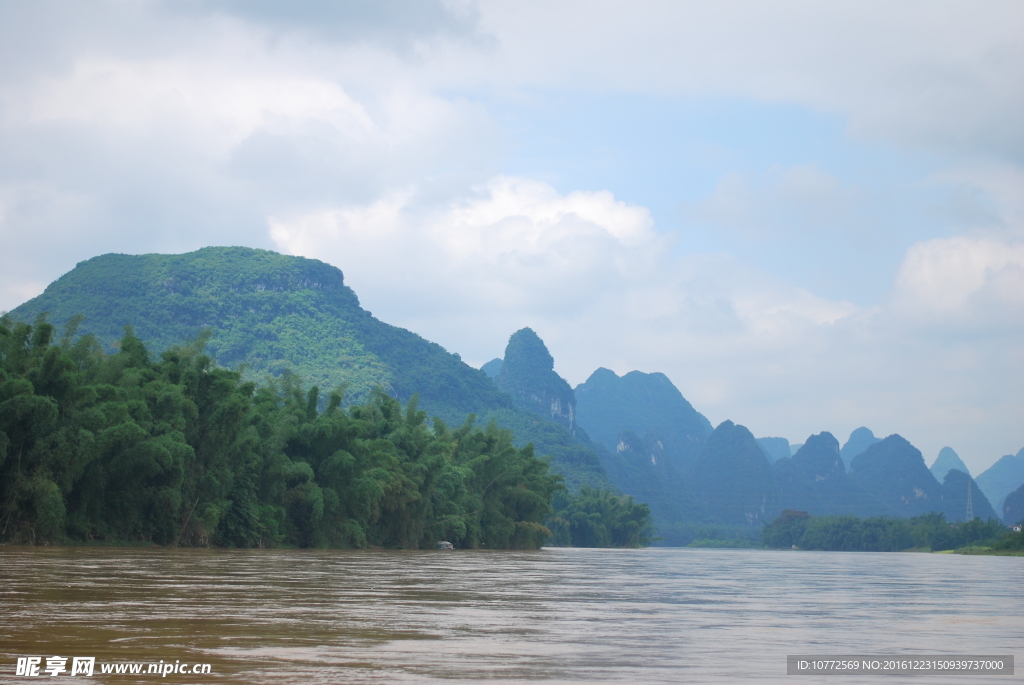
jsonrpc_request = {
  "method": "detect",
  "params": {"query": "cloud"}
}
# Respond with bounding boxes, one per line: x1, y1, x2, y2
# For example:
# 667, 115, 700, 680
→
270, 176, 666, 322
689, 164, 862, 240
460, 1, 1024, 159
893, 236, 1024, 329
269, 175, 860, 391
178, 0, 482, 50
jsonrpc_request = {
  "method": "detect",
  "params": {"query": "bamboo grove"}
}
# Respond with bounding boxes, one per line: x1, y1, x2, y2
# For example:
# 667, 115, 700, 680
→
0, 315, 577, 548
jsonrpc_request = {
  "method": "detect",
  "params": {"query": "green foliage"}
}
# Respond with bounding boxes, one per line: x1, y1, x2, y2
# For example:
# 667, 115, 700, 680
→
990, 529, 1024, 551
481, 408, 610, 492
0, 316, 560, 549
761, 510, 1009, 552
546, 486, 652, 548
8, 247, 511, 421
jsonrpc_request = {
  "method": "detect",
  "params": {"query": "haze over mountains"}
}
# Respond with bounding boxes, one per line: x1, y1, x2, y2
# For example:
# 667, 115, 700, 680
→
8, 248, 1024, 541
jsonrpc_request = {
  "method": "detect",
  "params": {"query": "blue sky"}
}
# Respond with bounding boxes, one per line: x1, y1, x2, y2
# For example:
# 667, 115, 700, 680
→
0, 0, 1022, 472
492, 91, 951, 303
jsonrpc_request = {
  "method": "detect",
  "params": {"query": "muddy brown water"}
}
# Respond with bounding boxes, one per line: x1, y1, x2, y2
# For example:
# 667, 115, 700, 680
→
1, 547, 1020, 683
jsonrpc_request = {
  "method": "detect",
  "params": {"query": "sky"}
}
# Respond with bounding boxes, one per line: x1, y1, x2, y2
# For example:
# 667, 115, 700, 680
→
0, 0, 1022, 474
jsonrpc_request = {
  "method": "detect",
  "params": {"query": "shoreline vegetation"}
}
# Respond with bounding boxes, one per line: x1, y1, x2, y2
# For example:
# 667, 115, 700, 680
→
760, 509, 1023, 555
0, 316, 651, 550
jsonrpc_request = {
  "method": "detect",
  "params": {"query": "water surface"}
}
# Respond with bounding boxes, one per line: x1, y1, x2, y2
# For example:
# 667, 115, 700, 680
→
1, 547, 1020, 683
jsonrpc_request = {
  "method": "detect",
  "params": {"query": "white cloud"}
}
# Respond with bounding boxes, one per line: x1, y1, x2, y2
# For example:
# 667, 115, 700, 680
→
893, 236, 1024, 326
269, 176, 861, 389
270, 176, 666, 320
459, 1, 1024, 158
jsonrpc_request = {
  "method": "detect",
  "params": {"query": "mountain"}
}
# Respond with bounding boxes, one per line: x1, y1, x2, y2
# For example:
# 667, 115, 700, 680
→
481, 358, 503, 378
840, 427, 881, 471
930, 447, 971, 481
7, 247, 510, 422
975, 449, 1024, 514
773, 432, 890, 518
597, 429, 698, 530
485, 329, 609, 491
575, 368, 713, 474
938, 470, 997, 523
688, 421, 775, 525
848, 435, 944, 517
573, 367, 713, 536
1002, 482, 1024, 524
493, 328, 577, 431
757, 437, 791, 464
8, 248, 611, 493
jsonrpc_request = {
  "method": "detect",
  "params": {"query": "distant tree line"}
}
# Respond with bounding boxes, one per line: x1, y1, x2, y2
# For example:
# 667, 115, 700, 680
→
546, 486, 653, 548
0, 315, 649, 549
762, 509, 1012, 552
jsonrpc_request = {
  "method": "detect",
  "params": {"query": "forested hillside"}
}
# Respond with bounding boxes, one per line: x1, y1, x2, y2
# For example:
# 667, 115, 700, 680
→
8, 248, 510, 423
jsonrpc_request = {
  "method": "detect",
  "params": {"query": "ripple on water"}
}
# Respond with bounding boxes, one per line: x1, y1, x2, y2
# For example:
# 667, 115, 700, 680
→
0, 547, 1020, 684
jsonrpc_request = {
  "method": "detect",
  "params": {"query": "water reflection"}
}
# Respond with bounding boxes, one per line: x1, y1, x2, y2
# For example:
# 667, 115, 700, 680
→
1, 547, 1020, 683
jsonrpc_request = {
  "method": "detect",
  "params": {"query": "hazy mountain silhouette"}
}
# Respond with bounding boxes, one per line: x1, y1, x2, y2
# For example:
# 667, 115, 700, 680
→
938, 469, 996, 523
757, 437, 791, 464
575, 367, 712, 474
930, 447, 971, 481
1002, 482, 1024, 524
849, 435, 945, 517
840, 427, 881, 471
480, 358, 503, 378
774, 432, 890, 517
975, 449, 1024, 514
687, 421, 775, 525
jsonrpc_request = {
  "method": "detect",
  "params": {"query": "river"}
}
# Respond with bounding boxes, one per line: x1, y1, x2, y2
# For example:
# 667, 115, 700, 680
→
1, 547, 1020, 683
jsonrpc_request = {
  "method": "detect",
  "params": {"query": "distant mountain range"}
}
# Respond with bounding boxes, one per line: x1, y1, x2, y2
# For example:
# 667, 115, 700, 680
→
930, 447, 971, 481
8, 247, 1023, 540
974, 449, 1024, 515
486, 329, 1005, 535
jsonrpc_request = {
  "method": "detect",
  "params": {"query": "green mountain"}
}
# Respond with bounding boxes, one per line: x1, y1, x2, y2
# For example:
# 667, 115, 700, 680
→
930, 446, 971, 482
575, 367, 713, 473
595, 428, 699, 536
480, 358, 503, 378
774, 432, 890, 518
8, 247, 510, 423
1002, 482, 1024, 524
975, 449, 1024, 514
573, 367, 714, 538
840, 427, 881, 471
938, 469, 996, 523
493, 328, 576, 431
849, 435, 944, 517
688, 420, 775, 526
484, 329, 610, 492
